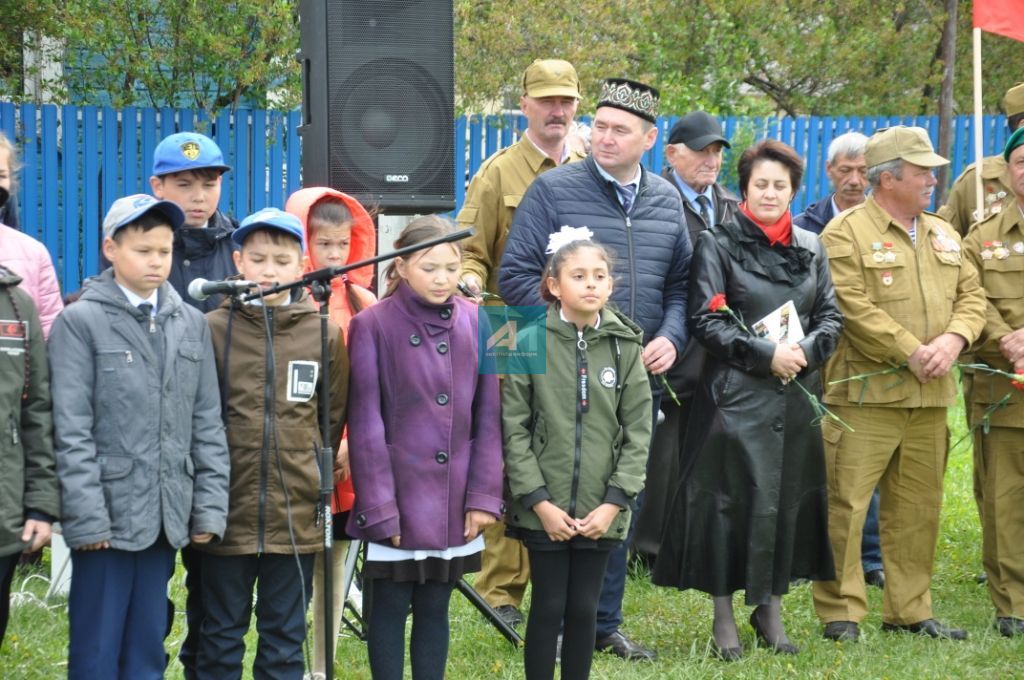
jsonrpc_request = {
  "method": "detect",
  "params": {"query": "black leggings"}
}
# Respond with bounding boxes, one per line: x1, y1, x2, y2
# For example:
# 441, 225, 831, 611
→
525, 548, 611, 680
365, 577, 455, 680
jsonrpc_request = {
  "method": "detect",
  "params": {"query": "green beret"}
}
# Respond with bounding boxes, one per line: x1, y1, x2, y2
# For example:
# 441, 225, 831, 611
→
1003, 126, 1024, 161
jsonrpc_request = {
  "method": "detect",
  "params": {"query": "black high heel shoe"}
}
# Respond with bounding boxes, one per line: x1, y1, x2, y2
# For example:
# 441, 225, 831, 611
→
750, 611, 799, 655
711, 641, 743, 662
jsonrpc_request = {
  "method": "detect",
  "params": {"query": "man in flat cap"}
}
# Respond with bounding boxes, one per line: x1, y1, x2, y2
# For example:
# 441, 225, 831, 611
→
941, 82, 1024, 236
960, 127, 1024, 638
631, 111, 738, 563
662, 111, 739, 241
813, 126, 986, 643
499, 78, 691, 661
457, 58, 584, 629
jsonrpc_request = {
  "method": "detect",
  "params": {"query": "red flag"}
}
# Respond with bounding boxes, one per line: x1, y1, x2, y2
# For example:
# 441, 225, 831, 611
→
975, 0, 1024, 43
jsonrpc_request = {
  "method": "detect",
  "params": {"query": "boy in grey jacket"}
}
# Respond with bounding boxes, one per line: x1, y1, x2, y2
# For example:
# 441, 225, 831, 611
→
49, 194, 230, 679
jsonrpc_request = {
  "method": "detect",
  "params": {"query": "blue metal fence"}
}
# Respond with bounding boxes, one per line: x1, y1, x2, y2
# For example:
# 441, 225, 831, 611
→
0, 103, 1010, 292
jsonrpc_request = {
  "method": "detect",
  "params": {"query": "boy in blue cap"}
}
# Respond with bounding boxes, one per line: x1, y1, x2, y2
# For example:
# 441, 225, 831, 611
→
149, 131, 239, 314
50, 194, 230, 679
149, 131, 238, 677
196, 208, 348, 679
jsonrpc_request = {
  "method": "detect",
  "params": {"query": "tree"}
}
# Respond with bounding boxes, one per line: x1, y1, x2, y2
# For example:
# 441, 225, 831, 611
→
61, 0, 300, 113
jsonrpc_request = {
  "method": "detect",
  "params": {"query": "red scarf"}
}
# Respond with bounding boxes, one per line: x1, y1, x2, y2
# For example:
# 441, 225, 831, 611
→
740, 202, 792, 247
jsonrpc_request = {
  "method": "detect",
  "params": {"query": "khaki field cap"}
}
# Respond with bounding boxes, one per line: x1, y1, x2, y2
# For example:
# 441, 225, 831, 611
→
865, 126, 949, 168
522, 59, 581, 99
1002, 82, 1024, 118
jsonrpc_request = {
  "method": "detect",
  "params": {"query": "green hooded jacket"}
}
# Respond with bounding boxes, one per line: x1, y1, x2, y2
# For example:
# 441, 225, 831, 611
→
0, 265, 57, 558
502, 304, 652, 541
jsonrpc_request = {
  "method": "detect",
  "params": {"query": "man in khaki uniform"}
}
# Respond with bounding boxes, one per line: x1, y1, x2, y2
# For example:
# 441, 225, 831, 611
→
940, 82, 1024, 236
456, 58, 583, 627
459, 59, 584, 299
814, 127, 987, 642
961, 126, 1024, 638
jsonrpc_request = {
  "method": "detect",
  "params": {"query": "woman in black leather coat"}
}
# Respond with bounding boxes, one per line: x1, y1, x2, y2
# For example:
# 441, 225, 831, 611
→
653, 140, 843, 659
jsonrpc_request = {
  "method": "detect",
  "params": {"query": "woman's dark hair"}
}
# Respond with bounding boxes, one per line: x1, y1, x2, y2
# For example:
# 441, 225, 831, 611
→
382, 214, 461, 298
737, 140, 804, 199
539, 239, 615, 303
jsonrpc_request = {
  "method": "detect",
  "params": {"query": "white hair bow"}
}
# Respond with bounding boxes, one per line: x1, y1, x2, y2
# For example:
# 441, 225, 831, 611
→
546, 225, 594, 254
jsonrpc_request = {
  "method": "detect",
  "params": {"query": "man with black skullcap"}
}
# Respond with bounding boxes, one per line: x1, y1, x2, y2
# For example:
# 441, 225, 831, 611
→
500, 77, 691, 661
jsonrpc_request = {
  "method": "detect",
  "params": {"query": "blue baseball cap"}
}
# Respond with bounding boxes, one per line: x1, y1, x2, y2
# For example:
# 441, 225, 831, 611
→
152, 132, 231, 177
103, 194, 186, 239
233, 208, 305, 250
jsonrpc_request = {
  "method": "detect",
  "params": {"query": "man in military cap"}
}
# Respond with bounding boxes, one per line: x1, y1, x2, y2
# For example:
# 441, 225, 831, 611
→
941, 82, 1024, 235
960, 127, 1024, 638
813, 126, 986, 643
457, 58, 584, 629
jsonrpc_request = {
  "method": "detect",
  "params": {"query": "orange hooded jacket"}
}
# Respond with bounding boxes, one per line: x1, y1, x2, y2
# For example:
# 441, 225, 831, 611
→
286, 187, 377, 513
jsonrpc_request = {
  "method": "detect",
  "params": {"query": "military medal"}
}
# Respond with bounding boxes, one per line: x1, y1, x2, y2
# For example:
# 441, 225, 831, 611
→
884, 250, 897, 263
882, 271, 893, 286
873, 251, 884, 263
994, 240, 1010, 260
982, 241, 994, 260
1013, 241, 1024, 254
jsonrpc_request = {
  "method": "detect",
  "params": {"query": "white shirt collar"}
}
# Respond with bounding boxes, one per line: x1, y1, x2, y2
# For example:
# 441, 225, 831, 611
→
117, 284, 158, 314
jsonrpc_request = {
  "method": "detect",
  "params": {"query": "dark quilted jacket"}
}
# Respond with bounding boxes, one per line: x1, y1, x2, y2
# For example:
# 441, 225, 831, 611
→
498, 156, 692, 351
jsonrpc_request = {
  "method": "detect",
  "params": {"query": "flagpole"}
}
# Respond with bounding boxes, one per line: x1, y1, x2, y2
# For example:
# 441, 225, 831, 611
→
973, 27, 984, 219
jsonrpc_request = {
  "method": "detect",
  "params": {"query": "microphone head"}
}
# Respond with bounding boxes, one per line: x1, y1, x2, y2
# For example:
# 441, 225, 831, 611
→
187, 278, 211, 302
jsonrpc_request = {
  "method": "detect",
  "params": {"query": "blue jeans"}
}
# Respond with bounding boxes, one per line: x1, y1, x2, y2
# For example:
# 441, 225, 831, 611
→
861, 487, 883, 573
595, 393, 661, 639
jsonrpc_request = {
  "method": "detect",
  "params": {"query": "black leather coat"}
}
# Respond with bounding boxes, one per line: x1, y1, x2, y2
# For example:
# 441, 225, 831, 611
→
653, 214, 842, 602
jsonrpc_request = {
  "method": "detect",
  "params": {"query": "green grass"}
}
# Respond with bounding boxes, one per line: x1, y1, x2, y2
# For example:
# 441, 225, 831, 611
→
4, 401, 1023, 678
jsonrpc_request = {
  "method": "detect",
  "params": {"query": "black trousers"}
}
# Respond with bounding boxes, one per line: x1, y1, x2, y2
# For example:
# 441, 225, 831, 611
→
365, 577, 455, 680
525, 548, 611, 680
197, 552, 315, 680
0, 552, 19, 646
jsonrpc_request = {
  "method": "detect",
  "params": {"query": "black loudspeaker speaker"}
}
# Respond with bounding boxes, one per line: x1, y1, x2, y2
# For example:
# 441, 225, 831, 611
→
298, 0, 455, 214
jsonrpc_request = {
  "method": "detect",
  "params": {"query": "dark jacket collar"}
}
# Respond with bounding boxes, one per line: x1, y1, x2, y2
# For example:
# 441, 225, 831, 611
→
715, 213, 815, 286
792, 194, 836, 234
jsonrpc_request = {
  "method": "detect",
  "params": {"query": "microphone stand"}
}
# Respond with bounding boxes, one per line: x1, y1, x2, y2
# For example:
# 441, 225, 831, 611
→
240, 228, 489, 679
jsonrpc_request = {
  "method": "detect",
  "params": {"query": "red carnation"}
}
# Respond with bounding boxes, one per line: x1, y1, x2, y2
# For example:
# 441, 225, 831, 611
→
709, 293, 728, 312
1012, 379, 1024, 392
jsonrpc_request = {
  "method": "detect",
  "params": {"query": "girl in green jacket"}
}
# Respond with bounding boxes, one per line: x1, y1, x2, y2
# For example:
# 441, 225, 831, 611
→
502, 231, 652, 680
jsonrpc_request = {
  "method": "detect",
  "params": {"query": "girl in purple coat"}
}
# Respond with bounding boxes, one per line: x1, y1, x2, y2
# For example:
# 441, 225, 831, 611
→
346, 215, 504, 679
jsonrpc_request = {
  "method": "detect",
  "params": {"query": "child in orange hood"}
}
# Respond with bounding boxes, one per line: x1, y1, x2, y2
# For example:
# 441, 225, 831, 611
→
285, 187, 376, 677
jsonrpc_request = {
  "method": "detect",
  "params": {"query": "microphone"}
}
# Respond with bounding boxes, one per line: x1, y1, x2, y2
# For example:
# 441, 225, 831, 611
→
187, 278, 257, 302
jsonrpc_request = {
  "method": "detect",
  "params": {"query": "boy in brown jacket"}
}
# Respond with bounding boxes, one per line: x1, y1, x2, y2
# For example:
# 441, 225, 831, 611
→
196, 208, 348, 679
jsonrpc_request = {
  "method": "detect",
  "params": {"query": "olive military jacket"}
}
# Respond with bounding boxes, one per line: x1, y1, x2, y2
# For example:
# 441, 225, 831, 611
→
940, 156, 1013, 237
962, 198, 1024, 427
457, 136, 584, 297
820, 196, 986, 408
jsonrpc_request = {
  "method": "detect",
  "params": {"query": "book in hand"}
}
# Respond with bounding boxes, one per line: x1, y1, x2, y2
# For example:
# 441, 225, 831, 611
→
751, 300, 804, 344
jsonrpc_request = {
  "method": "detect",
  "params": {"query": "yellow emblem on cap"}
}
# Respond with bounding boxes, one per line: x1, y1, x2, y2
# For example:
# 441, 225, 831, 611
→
180, 141, 201, 161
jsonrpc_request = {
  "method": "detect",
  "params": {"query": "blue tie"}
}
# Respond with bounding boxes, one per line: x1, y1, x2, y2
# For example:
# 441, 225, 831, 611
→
696, 195, 712, 225
618, 184, 636, 214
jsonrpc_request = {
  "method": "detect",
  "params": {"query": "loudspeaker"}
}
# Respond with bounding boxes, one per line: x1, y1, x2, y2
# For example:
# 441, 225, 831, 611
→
298, 0, 455, 214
